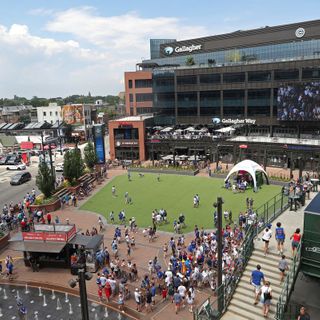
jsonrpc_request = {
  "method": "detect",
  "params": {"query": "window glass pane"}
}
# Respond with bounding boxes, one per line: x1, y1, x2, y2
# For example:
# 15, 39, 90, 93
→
177, 75, 197, 85
248, 71, 271, 82
223, 72, 245, 83
199, 74, 220, 84
135, 93, 153, 102
128, 80, 133, 89
274, 69, 299, 80
135, 79, 152, 88
302, 67, 320, 79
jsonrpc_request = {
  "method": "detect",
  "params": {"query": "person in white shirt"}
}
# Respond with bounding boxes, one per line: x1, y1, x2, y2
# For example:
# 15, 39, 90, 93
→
177, 284, 186, 307
262, 225, 273, 256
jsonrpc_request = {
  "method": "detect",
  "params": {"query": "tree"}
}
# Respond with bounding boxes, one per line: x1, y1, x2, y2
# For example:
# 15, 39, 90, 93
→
186, 56, 195, 66
36, 162, 55, 198
63, 149, 84, 184
84, 142, 97, 171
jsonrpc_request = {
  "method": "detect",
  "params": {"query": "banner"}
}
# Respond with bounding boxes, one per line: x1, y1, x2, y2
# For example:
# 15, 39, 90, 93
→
93, 124, 106, 164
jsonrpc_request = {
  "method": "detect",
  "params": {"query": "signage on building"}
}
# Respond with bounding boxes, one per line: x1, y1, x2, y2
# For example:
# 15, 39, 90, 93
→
118, 122, 133, 128
116, 140, 138, 147
164, 44, 202, 55
93, 124, 106, 164
295, 27, 305, 38
222, 118, 256, 125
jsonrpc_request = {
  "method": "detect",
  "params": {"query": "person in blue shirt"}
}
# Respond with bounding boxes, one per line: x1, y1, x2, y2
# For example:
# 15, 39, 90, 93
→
275, 222, 286, 255
250, 264, 265, 304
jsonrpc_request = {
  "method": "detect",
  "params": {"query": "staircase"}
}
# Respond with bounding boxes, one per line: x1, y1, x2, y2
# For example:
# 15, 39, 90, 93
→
222, 247, 291, 320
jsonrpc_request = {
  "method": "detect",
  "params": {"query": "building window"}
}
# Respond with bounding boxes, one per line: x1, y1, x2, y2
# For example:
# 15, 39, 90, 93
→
248, 71, 271, 82
274, 69, 299, 80
177, 75, 197, 85
50, 111, 52, 116
114, 128, 139, 140
223, 90, 245, 116
129, 94, 134, 102
223, 72, 245, 83
199, 74, 221, 84
247, 89, 271, 116
302, 67, 320, 79
200, 91, 220, 116
135, 79, 152, 88
128, 80, 133, 88
55, 111, 58, 116
177, 92, 197, 116
135, 93, 153, 102
43, 111, 46, 116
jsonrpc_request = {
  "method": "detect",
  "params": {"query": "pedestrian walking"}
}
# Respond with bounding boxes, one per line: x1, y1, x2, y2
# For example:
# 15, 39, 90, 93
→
109, 211, 115, 223
260, 281, 272, 317
173, 289, 182, 314
117, 292, 124, 312
297, 306, 310, 320
127, 170, 131, 181
157, 173, 160, 182
112, 186, 116, 197
290, 228, 302, 257
98, 216, 104, 232
275, 222, 286, 255
262, 224, 273, 256
250, 264, 265, 305
186, 290, 194, 313
134, 288, 142, 312
278, 255, 289, 283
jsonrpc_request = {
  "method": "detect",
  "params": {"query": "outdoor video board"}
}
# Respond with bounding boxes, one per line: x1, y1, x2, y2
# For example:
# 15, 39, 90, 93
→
277, 82, 320, 121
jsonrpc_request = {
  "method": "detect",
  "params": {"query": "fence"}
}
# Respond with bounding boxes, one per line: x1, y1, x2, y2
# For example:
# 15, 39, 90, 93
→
193, 191, 289, 320
275, 243, 302, 320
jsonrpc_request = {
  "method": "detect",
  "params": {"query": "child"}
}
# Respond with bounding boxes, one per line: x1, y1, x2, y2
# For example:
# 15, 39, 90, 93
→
162, 286, 168, 301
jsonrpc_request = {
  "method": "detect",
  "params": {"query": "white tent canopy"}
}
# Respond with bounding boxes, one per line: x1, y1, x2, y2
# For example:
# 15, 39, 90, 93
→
215, 126, 235, 133
225, 159, 268, 190
161, 127, 173, 132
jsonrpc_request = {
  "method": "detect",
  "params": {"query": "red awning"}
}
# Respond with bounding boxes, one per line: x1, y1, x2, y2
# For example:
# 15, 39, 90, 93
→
20, 142, 34, 150
239, 144, 248, 149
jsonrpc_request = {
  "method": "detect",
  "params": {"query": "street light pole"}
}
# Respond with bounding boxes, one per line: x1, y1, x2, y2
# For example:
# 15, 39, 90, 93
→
216, 196, 224, 313
78, 268, 90, 320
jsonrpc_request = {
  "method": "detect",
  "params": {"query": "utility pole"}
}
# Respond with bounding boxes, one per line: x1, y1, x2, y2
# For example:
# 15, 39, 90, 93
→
78, 268, 90, 320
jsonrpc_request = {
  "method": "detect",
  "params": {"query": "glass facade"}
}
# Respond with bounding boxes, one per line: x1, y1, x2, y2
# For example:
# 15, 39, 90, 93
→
145, 39, 320, 67
200, 91, 220, 116
247, 89, 271, 116
150, 39, 176, 59
135, 79, 152, 88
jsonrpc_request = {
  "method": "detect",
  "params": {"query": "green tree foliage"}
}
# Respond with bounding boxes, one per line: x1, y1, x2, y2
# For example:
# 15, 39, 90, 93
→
36, 162, 55, 198
63, 148, 84, 184
84, 142, 97, 171
186, 56, 195, 66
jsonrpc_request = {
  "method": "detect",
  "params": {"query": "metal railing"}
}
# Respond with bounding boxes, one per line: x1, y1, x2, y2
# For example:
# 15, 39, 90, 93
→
193, 191, 290, 320
275, 243, 302, 320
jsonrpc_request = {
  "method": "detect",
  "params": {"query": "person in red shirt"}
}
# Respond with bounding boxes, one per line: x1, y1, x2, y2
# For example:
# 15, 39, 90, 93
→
47, 213, 52, 225
290, 228, 301, 257
162, 287, 168, 301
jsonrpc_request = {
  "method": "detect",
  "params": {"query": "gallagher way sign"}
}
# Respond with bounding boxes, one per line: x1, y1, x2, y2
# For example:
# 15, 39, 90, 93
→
164, 44, 202, 55
222, 118, 256, 125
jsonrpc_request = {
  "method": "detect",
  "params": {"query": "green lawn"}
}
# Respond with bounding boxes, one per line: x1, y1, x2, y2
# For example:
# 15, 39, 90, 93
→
80, 173, 281, 232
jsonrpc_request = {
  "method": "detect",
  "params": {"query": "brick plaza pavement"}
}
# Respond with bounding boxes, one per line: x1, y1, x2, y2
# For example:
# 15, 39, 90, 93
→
0, 167, 212, 320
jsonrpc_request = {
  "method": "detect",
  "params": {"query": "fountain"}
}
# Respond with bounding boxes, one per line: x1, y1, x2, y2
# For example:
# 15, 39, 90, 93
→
51, 290, 56, 300
16, 290, 20, 300
34, 311, 39, 320
3, 289, 7, 300
64, 292, 69, 303
118, 313, 122, 320
56, 298, 62, 310
25, 284, 30, 294
0, 307, 3, 317
94, 313, 99, 320
38, 287, 43, 297
43, 295, 47, 307
104, 307, 109, 318
68, 303, 73, 315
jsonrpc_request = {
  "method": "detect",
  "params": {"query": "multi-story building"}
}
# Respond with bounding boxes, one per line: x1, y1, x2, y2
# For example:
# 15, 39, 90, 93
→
37, 103, 62, 124
0, 105, 34, 123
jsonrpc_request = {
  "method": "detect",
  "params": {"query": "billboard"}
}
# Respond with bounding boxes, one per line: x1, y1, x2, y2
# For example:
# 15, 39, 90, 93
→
93, 124, 105, 164
62, 104, 84, 125
277, 82, 320, 121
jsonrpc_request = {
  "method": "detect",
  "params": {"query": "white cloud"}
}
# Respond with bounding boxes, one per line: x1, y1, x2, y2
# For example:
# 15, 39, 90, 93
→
28, 8, 54, 16
0, 7, 209, 98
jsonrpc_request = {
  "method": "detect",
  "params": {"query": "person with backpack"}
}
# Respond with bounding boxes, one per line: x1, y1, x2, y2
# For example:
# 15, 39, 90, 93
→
275, 222, 286, 255
260, 281, 272, 317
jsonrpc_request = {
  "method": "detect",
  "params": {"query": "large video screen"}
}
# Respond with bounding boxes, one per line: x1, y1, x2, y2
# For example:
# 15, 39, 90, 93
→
277, 82, 320, 120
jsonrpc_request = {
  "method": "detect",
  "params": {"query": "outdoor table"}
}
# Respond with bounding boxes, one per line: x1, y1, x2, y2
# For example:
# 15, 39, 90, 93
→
310, 179, 319, 192
289, 195, 301, 211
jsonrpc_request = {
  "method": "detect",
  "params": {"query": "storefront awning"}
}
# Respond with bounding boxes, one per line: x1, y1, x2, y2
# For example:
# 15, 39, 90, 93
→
10, 241, 66, 253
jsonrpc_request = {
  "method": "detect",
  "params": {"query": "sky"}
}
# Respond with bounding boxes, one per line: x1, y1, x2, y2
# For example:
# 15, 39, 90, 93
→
0, 0, 320, 99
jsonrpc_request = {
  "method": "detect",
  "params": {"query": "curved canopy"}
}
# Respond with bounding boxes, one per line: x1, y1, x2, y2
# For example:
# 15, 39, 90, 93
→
225, 159, 268, 190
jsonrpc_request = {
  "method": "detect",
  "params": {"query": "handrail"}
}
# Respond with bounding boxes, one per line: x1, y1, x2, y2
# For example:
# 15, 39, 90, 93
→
275, 243, 302, 320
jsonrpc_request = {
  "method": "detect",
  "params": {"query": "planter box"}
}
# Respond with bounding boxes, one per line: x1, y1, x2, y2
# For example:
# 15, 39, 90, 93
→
130, 167, 199, 176
29, 198, 61, 213
0, 232, 10, 251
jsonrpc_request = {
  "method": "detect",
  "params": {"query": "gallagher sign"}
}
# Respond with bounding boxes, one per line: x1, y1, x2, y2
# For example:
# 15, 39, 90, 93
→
164, 44, 202, 55
222, 118, 256, 125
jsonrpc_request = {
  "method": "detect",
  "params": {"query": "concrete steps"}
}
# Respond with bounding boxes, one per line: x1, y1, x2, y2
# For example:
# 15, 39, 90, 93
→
222, 246, 291, 319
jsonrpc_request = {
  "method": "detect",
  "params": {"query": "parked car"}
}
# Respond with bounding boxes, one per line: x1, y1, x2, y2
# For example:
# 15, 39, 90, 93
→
10, 172, 31, 185
0, 155, 11, 165
7, 156, 21, 165
55, 163, 64, 172
6, 163, 26, 170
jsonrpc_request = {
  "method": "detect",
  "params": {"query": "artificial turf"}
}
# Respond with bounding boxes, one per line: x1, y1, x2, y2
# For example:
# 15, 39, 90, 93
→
80, 173, 281, 233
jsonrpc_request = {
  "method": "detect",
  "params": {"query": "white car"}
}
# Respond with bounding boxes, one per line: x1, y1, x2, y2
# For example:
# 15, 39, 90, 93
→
55, 163, 64, 172
6, 163, 26, 170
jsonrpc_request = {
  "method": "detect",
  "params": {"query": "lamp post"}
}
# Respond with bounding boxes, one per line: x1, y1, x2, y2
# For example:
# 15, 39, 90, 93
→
213, 197, 224, 313
69, 264, 92, 320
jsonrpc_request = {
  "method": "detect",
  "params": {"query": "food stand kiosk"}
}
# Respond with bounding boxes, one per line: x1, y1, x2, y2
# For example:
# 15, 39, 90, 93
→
9, 224, 104, 272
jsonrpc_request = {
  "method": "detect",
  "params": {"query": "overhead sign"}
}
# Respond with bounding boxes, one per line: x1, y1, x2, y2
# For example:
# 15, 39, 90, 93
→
116, 140, 138, 147
164, 44, 202, 55
222, 118, 256, 125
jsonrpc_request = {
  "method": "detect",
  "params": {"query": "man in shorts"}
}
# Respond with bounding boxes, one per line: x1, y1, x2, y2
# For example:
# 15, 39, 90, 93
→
250, 264, 265, 304
173, 289, 182, 314
275, 222, 286, 255
278, 255, 289, 283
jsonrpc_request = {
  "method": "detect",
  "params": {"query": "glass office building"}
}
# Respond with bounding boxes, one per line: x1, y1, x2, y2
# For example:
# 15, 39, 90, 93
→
133, 19, 320, 132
